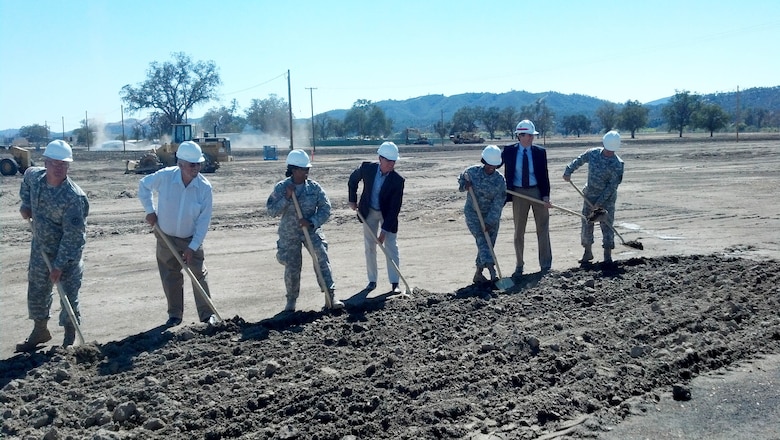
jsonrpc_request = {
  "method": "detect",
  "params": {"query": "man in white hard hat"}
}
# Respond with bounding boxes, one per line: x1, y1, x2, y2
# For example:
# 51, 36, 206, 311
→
267, 149, 344, 311
138, 141, 216, 326
501, 120, 553, 277
563, 130, 625, 264
16, 140, 90, 351
348, 142, 406, 294
458, 145, 507, 285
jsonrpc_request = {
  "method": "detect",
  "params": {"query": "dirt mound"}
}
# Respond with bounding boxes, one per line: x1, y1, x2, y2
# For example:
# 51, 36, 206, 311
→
2, 254, 779, 439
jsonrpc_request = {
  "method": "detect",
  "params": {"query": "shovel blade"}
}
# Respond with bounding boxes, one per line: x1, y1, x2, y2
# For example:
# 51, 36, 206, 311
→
495, 277, 514, 291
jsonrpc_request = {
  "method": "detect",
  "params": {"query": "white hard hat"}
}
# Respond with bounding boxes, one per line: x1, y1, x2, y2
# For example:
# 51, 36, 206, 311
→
177, 141, 205, 163
286, 149, 312, 168
481, 145, 502, 166
377, 141, 399, 161
515, 120, 539, 136
602, 130, 621, 151
43, 140, 73, 162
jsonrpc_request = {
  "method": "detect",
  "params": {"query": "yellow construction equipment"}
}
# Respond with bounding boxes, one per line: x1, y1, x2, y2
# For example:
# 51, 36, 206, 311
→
0, 146, 35, 176
125, 124, 232, 174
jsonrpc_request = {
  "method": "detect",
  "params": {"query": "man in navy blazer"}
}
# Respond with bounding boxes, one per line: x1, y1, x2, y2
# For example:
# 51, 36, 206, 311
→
501, 120, 552, 276
348, 142, 406, 293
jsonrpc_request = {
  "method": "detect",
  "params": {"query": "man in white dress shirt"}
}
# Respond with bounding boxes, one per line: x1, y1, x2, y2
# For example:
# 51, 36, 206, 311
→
138, 141, 214, 327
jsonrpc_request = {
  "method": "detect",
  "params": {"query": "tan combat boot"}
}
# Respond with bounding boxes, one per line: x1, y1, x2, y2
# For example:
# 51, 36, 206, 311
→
16, 319, 52, 352
579, 245, 594, 263
473, 265, 488, 284
63, 323, 76, 347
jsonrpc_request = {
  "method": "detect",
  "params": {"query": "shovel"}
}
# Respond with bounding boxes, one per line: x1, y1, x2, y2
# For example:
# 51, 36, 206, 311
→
506, 189, 589, 220
466, 185, 513, 291
355, 210, 413, 297
154, 224, 223, 323
290, 191, 334, 308
566, 181, 643, 250
27, 218, 85, 346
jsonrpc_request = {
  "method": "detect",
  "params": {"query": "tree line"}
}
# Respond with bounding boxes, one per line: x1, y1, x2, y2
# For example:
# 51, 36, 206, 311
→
10, 53, 778, 147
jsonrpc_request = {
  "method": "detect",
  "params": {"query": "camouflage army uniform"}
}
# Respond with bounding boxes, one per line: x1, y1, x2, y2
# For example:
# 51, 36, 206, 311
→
266, 178, 334, 302
19, 167, 90, 325
564, 148, 624, 249
458, 165, 507, 269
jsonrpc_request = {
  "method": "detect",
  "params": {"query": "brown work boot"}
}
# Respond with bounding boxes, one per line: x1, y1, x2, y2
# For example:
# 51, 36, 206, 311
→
15, 319, 52, 352
603, 248, 613, 263
63, 324, 76, 347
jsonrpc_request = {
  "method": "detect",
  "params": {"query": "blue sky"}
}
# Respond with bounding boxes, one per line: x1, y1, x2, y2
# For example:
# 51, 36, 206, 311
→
1, 0, 778, 131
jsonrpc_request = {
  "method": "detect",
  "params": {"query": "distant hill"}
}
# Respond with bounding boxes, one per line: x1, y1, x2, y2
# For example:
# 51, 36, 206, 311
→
324, 86, 780, 132
323, 90, 617, 132
4, 86, 778, 140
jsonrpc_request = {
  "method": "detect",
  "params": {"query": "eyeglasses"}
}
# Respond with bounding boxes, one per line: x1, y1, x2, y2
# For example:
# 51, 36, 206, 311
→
45, 160, 69, 169
181, 162, 202, 168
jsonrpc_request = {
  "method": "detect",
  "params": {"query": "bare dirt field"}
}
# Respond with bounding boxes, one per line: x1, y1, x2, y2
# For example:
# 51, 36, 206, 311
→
1, 134, 779, 439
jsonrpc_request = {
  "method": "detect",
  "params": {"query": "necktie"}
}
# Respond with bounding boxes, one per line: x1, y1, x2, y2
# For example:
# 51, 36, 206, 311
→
521, 148, 530, 188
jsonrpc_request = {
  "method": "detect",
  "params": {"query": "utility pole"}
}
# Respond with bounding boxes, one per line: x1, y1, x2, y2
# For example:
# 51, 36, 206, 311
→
735, 86, 740, 143
61, 117, 65, 140
306, 87, 317, 152
440, 109, 445, 146
85, 111, 90, 151
121, 105, 126, 152
287, 69, 293, 150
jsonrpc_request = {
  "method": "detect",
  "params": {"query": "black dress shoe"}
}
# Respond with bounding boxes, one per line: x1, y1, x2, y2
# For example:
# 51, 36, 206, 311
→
365, 282, 377, 292
165, 317, 182, 327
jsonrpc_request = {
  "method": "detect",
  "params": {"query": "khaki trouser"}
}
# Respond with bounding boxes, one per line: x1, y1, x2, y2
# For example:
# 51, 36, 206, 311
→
511, 187, 552, 272
155, 232, 212, 322
363, 208, 400, 284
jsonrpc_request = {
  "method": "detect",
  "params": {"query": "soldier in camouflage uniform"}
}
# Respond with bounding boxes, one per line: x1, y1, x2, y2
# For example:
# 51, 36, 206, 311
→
267, 150, 344, 312
458, 146, 506, 284
563, 131, 625, 263
16, 140, 89, 351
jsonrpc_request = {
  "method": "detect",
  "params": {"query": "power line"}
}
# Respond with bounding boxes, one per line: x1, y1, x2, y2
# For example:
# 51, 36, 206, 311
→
223, 72, 287, 96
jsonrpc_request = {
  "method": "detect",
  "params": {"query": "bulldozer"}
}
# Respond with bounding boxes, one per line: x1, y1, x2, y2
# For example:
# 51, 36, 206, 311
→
125, 124, 232, 174
449, 132, 485, 144
404, 128, 432, 145
0, 146, 35, 176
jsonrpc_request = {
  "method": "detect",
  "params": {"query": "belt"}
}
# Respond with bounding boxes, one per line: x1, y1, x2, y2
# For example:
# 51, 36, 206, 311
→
514, 185, 537, 189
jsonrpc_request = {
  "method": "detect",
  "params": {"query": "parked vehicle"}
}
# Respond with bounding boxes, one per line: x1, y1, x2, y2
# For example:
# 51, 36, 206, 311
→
449, 132, 485, 144
0, 146, 34, 176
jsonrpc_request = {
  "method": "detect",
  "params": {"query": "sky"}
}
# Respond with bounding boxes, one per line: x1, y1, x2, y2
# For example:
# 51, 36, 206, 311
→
1, 0, 778, 132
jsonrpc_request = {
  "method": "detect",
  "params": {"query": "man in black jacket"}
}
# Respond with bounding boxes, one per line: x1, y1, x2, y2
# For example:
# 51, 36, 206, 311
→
348, 142, 406, 293
502, 120, 552, 276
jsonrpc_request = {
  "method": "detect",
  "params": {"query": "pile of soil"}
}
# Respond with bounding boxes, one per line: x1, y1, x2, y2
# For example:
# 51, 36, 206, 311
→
2, 254, 778, 439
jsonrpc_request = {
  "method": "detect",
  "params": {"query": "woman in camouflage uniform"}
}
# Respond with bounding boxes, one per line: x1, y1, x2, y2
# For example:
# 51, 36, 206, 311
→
267, 150, 343, 312
458, 145, 506, 284
563, 131, 625, 263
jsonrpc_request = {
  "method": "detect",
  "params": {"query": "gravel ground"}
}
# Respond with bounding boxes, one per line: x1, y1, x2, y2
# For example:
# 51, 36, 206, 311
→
2, 254, 779, 439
